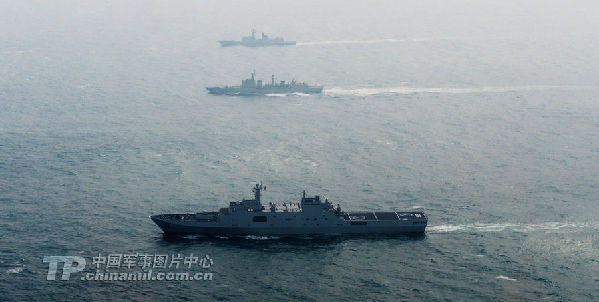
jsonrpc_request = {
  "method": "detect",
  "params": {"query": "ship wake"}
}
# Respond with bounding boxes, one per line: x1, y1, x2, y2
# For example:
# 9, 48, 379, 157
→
265, 92, 312, 97
296, 37, 457, 46
428, 222, 599, 233
324, 85, 596, 97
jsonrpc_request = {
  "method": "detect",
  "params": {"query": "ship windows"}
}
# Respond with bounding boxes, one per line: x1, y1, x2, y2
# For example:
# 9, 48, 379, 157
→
350, 221, 367, 226
252, 216, 267, 222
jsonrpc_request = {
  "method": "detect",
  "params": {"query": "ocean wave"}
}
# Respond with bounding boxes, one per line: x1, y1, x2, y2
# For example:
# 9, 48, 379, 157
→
324, 85, 597, 97
496, 275, 517, 281
243, 235, 281, 240
6, 266, 24, 274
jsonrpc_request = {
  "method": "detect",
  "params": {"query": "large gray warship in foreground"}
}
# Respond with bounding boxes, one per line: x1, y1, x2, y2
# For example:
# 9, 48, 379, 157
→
219, 30, 295, 47
151, 184, 427, 236
207, 73, 323, 96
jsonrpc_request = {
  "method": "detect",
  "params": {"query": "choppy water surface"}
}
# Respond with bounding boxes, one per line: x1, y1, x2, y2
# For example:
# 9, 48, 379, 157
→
1, 1, 599, 301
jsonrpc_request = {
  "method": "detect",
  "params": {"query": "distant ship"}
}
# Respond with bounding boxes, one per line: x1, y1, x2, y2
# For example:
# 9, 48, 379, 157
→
151, 184, 427, 236
207, 73, 323, 96
219, 29, 296, 47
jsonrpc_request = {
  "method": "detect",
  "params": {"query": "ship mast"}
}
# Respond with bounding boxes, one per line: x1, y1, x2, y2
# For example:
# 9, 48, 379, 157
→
253, 183, 261, 202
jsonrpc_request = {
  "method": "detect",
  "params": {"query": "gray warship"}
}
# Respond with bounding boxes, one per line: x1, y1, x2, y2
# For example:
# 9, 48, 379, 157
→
207, 73, 323, 96
219, 29, 295, 47
151, 184, 427, 236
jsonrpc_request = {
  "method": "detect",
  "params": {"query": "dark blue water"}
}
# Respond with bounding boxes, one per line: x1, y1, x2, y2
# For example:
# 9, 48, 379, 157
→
1, 1, 599, 301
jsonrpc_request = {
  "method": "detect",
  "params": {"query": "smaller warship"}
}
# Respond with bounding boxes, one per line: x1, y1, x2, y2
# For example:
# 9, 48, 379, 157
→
207, 73, 323, 96
219, 29, 296, 47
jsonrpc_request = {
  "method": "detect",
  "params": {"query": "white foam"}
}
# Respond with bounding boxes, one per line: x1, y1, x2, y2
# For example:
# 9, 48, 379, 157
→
243, 235, 280, 240
428, 225, 465, 232
7, 267, 23, 274
474, 223, 519, 232
496, 275, 517, 281
265, 92, 311, 97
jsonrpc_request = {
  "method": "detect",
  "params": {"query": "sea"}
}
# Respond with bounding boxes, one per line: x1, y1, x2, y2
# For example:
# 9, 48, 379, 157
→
1, 1, 598, 301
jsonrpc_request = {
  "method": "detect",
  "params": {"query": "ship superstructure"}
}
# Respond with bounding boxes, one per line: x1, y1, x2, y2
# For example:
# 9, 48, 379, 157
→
151, 184, 427, 236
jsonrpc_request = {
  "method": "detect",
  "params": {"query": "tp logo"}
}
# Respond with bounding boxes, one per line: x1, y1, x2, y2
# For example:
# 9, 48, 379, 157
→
43, 256, 86, 280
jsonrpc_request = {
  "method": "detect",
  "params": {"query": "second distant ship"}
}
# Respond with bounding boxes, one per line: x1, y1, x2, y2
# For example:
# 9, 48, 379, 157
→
207, 73, 323, 96
219, 30, 295, 47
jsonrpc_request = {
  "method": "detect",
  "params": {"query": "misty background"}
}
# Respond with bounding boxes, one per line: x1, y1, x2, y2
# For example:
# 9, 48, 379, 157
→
1, 1, 598, 301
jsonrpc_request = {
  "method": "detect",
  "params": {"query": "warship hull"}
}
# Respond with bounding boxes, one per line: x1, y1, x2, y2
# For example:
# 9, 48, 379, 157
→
218, 40, 296, 47
151, 223, 426, 237
208, 73, 322, 96
151, 184, 427, 237
151, 211, 426, 237
207, 86, 323, 96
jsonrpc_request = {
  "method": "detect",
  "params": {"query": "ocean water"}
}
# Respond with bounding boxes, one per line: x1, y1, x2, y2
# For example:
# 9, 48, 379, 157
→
1, 1, 599, 301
